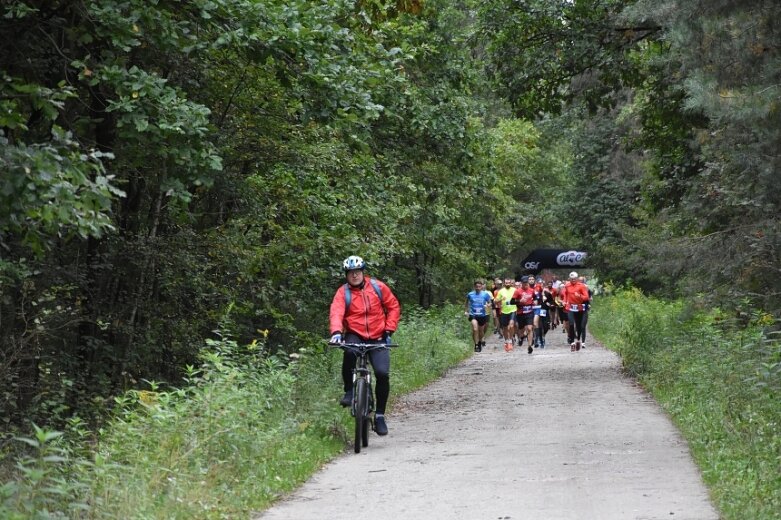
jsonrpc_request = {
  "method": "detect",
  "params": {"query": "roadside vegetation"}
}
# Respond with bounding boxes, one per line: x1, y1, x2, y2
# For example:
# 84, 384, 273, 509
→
590, 289, 781, 520
0, 304, 469, 519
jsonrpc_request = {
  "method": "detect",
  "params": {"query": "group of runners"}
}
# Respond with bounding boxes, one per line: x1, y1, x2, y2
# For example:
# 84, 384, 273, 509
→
465, 272, 592, 354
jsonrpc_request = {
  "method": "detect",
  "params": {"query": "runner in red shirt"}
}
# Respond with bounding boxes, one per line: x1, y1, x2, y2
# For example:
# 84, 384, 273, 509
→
561, 271, 590, 351
511, 276, 536, 354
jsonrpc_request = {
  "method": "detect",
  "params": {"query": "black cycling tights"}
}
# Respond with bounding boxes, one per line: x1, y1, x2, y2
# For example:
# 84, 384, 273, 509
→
342, 333, 390, 414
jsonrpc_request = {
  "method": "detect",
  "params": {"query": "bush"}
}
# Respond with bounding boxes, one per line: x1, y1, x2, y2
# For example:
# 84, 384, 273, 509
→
591, 290, 781, 520
0, 425, 88, 519
0, 304, 471, 518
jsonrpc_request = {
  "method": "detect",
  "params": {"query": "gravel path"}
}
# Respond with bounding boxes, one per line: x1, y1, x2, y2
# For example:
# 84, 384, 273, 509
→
256, 325, 719, 520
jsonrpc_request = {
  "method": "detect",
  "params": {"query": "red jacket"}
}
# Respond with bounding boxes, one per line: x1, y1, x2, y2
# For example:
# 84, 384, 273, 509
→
562, 281, 590, 308
329, 277, 401, 341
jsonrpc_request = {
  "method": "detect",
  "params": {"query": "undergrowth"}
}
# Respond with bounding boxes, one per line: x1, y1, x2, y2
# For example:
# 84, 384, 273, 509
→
0, 304, 469, 519
590, 288, 781, 520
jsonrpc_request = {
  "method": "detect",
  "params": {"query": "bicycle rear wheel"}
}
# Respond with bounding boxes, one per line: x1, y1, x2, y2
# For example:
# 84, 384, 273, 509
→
354, 378, 368, 453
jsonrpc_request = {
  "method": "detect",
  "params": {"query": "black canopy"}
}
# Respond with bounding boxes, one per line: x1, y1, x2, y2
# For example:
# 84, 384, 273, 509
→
519, 249, 588, 274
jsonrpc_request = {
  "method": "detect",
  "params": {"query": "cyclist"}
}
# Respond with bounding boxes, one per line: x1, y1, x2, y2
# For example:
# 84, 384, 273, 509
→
329, 255, 401, 436
465, 279, 493, 352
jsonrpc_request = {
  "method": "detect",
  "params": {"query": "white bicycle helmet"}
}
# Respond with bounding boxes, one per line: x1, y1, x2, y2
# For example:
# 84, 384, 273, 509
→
343, 255, 366, 271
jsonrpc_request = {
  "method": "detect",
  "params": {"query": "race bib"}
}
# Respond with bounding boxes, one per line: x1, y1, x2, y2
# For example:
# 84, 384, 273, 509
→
569, 303, 581, 312
539, 309, 547, 317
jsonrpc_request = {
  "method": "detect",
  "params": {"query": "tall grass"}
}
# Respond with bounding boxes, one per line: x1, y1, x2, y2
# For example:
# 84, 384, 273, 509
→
590, 288, 781, 520
1, 304, 470, 519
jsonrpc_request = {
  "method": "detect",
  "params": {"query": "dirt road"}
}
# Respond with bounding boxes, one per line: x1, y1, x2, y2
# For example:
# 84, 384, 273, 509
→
256, 327, 719, 520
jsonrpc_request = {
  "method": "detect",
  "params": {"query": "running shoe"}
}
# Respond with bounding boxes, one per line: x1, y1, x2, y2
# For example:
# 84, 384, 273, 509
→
504, 342, 513, 352
527, 345, 533, 354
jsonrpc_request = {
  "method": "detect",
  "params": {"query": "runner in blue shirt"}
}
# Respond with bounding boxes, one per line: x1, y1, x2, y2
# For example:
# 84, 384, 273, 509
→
465, 279, 494, 352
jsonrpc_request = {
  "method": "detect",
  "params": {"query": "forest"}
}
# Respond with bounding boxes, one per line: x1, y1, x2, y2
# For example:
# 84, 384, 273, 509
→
1, 0, 779, 459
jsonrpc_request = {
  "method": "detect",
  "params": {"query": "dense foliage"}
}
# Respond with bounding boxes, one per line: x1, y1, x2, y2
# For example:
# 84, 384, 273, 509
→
0, 0, 571, 431
477, 0, 781, 312
1, 305, 470, 518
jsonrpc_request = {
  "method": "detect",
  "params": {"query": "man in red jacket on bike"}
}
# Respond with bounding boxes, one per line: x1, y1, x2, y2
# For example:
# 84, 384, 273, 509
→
329, 255, 401, 436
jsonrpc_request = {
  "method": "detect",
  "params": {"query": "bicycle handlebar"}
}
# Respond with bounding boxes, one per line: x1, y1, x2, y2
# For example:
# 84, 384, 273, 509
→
327, 341, 399, 350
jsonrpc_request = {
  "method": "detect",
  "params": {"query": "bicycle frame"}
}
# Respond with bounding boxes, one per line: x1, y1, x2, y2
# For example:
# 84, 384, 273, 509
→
329, 341, 397, 453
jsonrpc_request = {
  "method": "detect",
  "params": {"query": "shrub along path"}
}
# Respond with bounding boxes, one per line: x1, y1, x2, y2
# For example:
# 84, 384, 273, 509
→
256, 326, 719, 520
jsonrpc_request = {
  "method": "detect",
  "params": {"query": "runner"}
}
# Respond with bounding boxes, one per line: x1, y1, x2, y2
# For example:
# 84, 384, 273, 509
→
530, 276, 546, 348
465, 279, 493, 352
512, 279, 523, 346
491, 277, 503, 338
495, 278, 517, 352
562, 271, 590, 351
557, 278, 569, 338
535, 281, 556, 348
578, 276, 594, 349
548, 280, 560, 329
511, 275, 535, 354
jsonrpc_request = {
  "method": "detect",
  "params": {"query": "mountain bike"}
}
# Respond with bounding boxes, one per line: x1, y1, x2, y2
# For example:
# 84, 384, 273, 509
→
328, 341, 398, 453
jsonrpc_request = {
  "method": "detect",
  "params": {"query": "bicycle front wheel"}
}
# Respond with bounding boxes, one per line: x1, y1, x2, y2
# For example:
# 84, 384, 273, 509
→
361, 410, 370, 448
354, 378, 368, 453
362, 384, 374, 447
